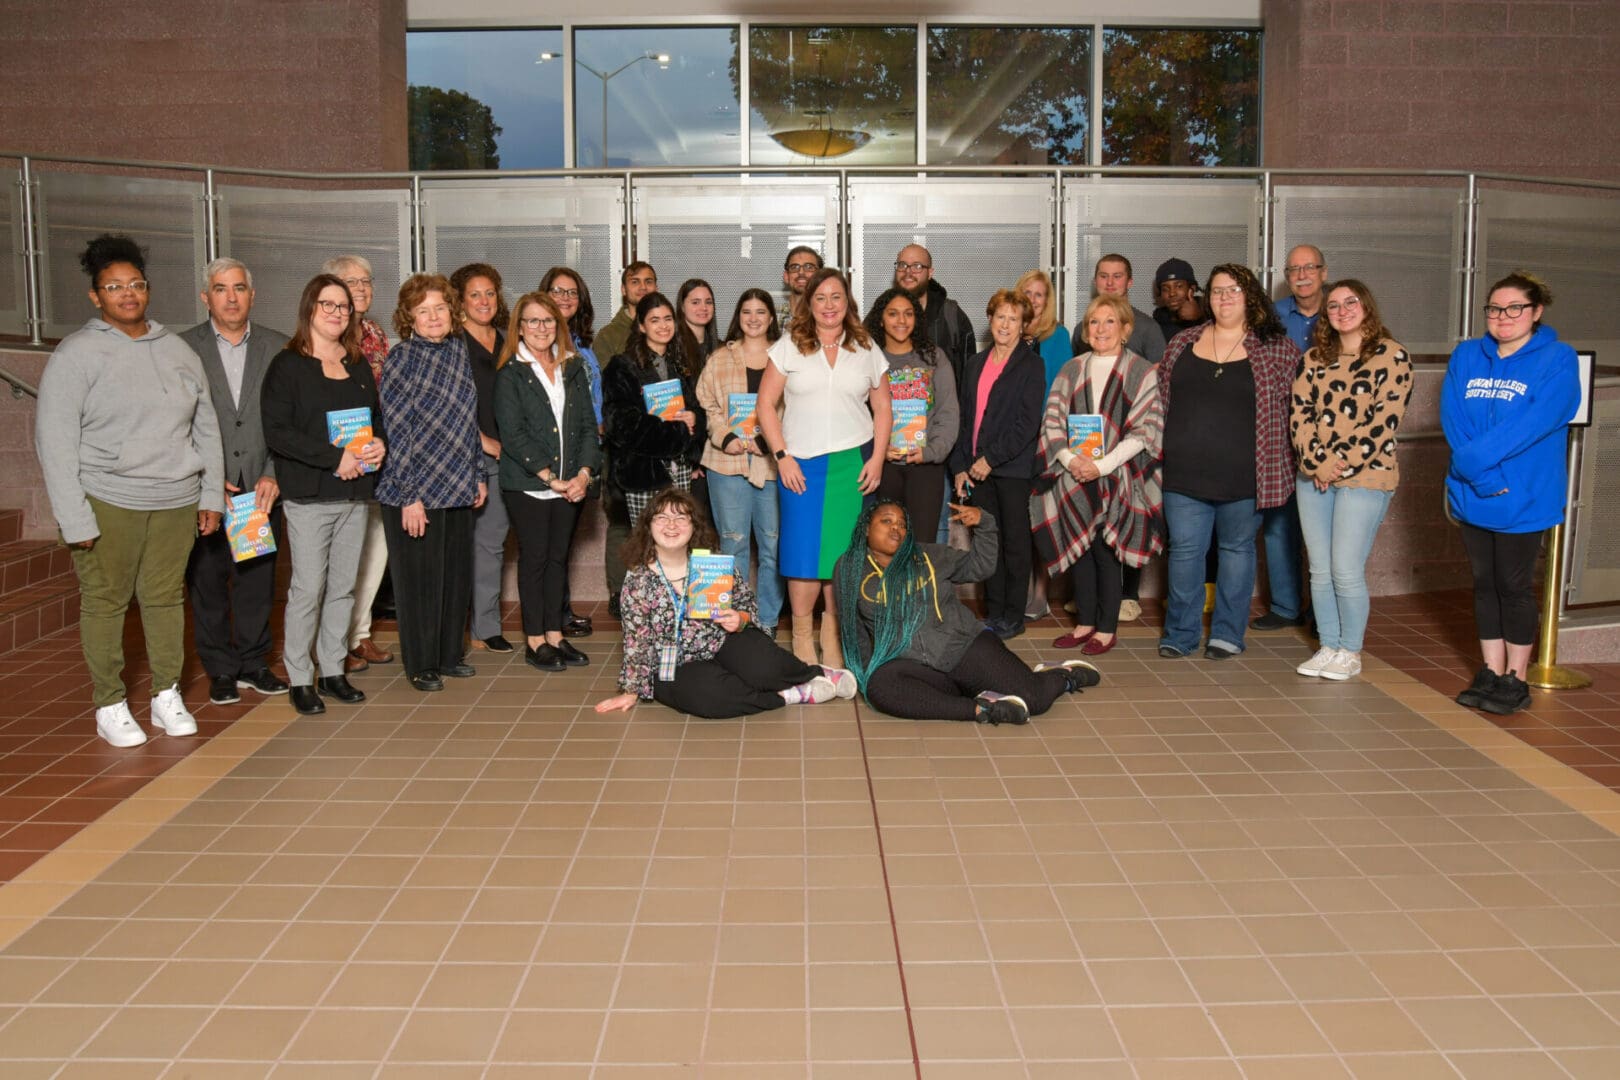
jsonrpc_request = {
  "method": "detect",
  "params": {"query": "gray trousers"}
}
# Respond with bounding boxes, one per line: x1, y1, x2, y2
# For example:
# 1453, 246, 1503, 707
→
283, 499, 367, 685
470, 454, 511, 639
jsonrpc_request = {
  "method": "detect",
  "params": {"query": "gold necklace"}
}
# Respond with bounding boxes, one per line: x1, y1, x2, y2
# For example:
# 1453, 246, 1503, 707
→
1211, 330, 1244, 378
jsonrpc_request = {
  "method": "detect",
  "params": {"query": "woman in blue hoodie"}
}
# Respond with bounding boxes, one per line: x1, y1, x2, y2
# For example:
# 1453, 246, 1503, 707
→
1440, 271, 1580, 716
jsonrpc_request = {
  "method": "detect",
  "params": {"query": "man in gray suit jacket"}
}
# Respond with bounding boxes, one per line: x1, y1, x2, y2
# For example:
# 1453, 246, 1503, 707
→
181, 258, 290, 705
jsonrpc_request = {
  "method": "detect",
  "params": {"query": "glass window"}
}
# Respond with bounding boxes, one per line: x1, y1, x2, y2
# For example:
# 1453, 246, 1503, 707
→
749, 26, 917, 165
926, 27, 1090, 165
407, 29, 565, 170
1101, 28, 1261, 167
573, 27, 740, 167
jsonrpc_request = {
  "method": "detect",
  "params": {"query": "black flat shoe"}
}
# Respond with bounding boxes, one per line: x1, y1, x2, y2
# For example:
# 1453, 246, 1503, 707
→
563, 615, 593, 638
479, 635, 514, 653
209, 675, 241, 705
1204, 643, 1241, 661
237, 667, 289, 695
556, 640, 589, 666
442, 662, 477, 679
316, 675, 366, 703
409, 671, 444, 692
525, 644, 566, 672
289, 685, 325, 715
1250, 611, 1307, 631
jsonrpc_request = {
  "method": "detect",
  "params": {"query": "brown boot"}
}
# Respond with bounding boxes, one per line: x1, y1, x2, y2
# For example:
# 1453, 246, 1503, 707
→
819, 608, 843, 668
791, 615, 818, 665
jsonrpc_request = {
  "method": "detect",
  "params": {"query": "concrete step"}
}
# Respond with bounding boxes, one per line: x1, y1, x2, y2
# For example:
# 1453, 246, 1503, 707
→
0, 508, 22, 545
0, 538, 74, 603
0, 570, 79, 656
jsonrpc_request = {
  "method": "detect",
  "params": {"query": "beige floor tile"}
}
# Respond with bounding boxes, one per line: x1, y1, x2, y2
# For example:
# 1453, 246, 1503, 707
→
183, 1006, 310, 1060
596, 1008, 706, 1063
807, 1008, 914, 1061
489, 1009, 607, 1063
1108, 1004, 1228, 1057
77, 1004, 212, 1058
612, 962, 713, 1008
1307, 999, 1436, 1053
510, 963, 620, 1009
704, 1009, 810, 1061
1362, 951, 1480, 997
712, 962, 808, 1010
283, 1007, 409, 1061
1089, 958, 1198, 1005
1401, 996, 1538, 1051
386, 1008, 508, 1061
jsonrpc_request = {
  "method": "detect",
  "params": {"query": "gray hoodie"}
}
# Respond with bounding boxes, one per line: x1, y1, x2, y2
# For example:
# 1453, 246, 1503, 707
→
35, 318, 224, 544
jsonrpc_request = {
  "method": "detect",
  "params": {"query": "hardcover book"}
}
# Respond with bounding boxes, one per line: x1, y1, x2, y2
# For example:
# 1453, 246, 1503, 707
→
1067, 414, 1105, 460
685, 550, 736, 620
642, 379, 686, 421
326, 406, 378, 474
727, 393, 759, 439
890, 398, 929, 451
225, 492, 276, 563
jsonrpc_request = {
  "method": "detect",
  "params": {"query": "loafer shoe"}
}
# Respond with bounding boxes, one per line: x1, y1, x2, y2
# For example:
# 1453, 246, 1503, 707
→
289, 685, 326, 715
563, 615, 594, 638
1052, 629, 1094, 649
350, 639, 394, 664
556, 640, 589, 666
316, 675, 366, 703
1158, 644, 1187, 659
1204, 643, 1241, 661
150, 684, 198, 736
409, 671, 444, 692
96, 701, 147, 748
1080, 635, 1117, 656
209, 675, 241, 705
237, 668, 289, 695
442, 662, 477, 679
344, 651, 369, 674
474, 635, 514, 653
525, 645, 566, 672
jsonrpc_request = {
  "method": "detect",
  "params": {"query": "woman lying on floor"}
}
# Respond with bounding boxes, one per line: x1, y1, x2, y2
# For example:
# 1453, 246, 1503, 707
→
595, 487, 855, 718
833, 498, 1102, 725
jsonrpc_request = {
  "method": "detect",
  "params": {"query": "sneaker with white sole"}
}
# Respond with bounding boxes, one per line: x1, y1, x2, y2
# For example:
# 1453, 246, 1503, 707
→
1034, 658, 1102, 693
1296, 646, 1338, 678
973, 691, 1029, 726
1318, 649, 1362, 681
1118, 599, 1141, 622
149, 684, 199, 736
95, 701, 147, 748
821, 666, 858, 700
802, 675, 839, 704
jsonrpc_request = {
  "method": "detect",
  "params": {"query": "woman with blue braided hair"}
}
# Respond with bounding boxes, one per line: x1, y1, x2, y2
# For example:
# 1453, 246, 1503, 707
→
833, 498, 1101, 725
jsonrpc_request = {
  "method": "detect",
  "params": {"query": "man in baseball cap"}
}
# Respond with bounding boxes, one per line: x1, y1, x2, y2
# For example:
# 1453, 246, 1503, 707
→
1152, 258, 1206, 341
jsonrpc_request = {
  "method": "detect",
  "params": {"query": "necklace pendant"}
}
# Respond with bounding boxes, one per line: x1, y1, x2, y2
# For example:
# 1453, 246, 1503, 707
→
1213, 365, 1224, 379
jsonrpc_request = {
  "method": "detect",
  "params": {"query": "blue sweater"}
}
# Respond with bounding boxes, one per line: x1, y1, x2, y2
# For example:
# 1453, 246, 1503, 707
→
1440, 325, 1579, 533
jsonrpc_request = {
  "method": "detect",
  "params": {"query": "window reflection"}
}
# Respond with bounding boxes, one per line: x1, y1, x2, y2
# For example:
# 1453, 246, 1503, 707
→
574, 27, 739, 167
1102, 28, 1261, 166
927, 27, 1090, 165
407, 29, 565, 169
748, 26, 917, 165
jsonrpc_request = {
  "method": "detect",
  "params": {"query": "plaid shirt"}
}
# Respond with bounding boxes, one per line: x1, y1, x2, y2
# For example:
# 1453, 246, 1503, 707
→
374, 335, 482, 509
1159, 323, 1300, 510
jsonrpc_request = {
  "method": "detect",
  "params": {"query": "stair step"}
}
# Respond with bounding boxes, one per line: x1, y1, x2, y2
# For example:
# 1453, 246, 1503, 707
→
0, 571, 79, 656
0, 539, 74, 602
0, 508, 21, 545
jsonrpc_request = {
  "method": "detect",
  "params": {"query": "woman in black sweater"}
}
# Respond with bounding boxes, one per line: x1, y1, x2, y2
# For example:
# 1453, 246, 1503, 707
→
602, 291, 707, 527
261, 274, 387, 715
949, 289, 1046, 639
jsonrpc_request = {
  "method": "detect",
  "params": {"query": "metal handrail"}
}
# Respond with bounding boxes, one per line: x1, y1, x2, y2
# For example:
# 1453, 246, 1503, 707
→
1, 365, 38, 399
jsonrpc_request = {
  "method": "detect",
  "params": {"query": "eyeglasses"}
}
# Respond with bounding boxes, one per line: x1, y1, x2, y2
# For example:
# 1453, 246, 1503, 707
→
548, 287, 579, 300
520, 316, 557, 330
1324, 296, 1362, 313
98, 281, 149, 295
894, 261, 931, 273
1484, 302, 1534, 319
786, 262, 819, 274
651, 512, 691, 526
1208, 285, 1245, 299
316, 300, 354, 315
341, 277, 373, 289
1285, 262, 1324, 276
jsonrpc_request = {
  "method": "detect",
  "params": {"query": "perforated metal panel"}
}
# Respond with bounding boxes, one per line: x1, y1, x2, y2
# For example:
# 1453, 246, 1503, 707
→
633, 177, 839, 322
1273, 184, 1465, 356
424, 178, 623, 318
1061, 178, 1259, 329
1570, 394, 1620, 606
36, 171, 207, 339
850, 177, 1055, 343
1478, 188, 1620, 353
219, 184, 412, 338
0, 167, 24, 338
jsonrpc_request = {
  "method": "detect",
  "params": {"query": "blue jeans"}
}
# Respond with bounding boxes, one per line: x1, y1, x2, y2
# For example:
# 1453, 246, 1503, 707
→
1260, 494, 1304, 619
1160, 492, 1261, 655
707, 471, 785, 631
1294, 480, 1393, 653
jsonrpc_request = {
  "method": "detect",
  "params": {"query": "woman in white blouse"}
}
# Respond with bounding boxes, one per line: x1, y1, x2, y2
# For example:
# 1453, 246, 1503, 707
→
758, 268, 893, 666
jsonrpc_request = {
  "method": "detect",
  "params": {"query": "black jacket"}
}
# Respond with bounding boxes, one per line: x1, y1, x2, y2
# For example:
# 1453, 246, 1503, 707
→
260, 349, 385, 503
948, 341, 1044, 481
493, 355, 602, 493
602, 352, 706, 494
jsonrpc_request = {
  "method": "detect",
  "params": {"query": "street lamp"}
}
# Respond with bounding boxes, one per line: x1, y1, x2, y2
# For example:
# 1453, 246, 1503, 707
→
539, 49, 671, 166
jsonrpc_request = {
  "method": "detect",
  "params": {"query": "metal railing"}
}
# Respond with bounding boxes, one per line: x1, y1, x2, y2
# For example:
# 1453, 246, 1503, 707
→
0, 365, 37, 398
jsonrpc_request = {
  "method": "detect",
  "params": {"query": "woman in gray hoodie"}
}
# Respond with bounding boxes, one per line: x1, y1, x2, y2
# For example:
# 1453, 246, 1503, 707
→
35, 234, 225, 748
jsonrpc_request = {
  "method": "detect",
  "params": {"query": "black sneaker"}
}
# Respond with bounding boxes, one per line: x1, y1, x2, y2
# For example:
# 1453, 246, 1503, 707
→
479, 635, 514, 653
1251, 610, 1307, 631
209, 675, 241, 705
1455, 666, 1500, 709
1158, 644, 1187, 659
1479, 672, 1532, 716
237, 668, 289, 695
1034, 659, 1102, 694
973, 691, 1029, 726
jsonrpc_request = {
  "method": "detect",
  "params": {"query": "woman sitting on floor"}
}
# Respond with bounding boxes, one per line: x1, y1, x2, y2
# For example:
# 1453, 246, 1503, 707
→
595, 487, 855, 719
833, 498, 1102, 726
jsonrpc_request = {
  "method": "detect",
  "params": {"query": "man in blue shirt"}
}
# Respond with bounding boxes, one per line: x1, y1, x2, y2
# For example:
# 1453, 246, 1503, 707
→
1253, 244, 1326, 631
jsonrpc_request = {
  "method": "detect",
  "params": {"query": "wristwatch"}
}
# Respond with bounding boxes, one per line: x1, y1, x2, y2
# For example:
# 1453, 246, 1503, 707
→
774, 449, 788, 461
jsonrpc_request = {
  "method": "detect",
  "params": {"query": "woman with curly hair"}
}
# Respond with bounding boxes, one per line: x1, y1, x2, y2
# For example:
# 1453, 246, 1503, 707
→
1156, 263, 1300, 661
595, 487, 852, 718
1291, 280, 1412, 682
870, 286, 958, 547
833, 498, 1100, 726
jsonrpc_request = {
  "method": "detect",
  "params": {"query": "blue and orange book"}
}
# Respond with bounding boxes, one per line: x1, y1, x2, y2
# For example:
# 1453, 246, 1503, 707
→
643, 379, 686, 421
685, 551, 735, 620
891, 399, 928, 451
225, 492, 276, 563
326, 407, 378, 474
727, 393, 759, 439
1067, 414, 1105, 460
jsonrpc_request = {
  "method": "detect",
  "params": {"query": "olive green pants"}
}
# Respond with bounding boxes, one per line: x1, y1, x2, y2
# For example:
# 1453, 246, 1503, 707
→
70, 496, 198, 707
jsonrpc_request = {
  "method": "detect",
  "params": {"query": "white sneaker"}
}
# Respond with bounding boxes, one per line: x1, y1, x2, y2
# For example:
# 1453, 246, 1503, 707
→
1118, 599, 1141, 622
1318, 649, 1362, 681
149, 684, 199, 736
1296, 647, 1337, 678
95, 701, 147, 748
802, 675, 838, 704
821, 666, 858, 700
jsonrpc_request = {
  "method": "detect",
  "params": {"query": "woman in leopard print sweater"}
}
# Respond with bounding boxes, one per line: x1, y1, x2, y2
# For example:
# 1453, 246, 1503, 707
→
1289, 279, 1412, 682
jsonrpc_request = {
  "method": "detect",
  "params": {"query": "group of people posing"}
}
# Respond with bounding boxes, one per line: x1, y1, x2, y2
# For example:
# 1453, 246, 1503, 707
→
35, 233, 1578, 746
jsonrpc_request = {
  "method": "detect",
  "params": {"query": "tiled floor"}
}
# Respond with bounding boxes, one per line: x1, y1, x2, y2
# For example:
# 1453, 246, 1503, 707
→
2, 595, 1620, 1076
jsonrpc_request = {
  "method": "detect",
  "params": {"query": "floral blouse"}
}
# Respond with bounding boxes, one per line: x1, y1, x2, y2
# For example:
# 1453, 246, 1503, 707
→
358, 317, 390, 382
618, 562, 759, 699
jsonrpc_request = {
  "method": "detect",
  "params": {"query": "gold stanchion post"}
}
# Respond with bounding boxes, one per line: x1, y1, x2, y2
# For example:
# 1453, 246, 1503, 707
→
1526, 520, 1592, 690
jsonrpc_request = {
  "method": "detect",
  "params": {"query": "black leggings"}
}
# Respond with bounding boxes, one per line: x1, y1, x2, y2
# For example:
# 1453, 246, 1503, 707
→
1070, 544, 1122, 634
975, 475, 1033, 625
653, 626, 822, 719
1458, 523, 1543, 645
504, 493, 579, 637
877, 461, 945, 548
864, 630, 1068, 722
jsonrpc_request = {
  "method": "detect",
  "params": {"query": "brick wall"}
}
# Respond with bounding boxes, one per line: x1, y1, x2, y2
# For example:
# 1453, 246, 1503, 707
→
1263, 0, 1620, 181
0, 1, 408, 171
